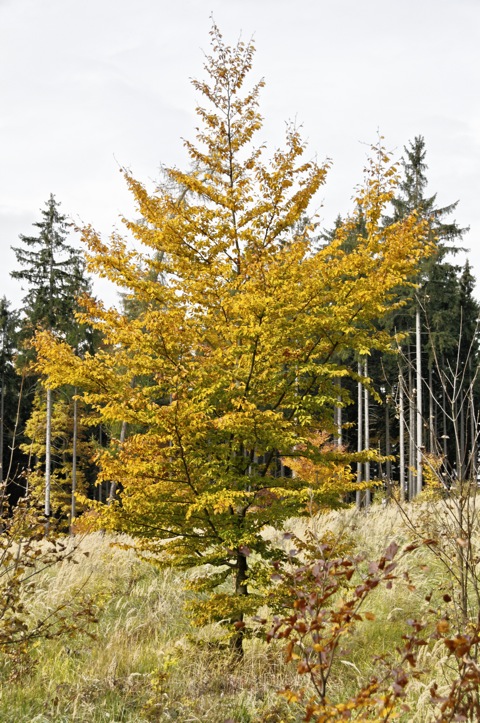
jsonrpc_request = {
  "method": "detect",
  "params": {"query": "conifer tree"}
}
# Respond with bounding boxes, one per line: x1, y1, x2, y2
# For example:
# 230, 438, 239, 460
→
11, 195, 93, 516
12, 195, 90, 344
35, 26, 430, 650
383, 137, 472, 493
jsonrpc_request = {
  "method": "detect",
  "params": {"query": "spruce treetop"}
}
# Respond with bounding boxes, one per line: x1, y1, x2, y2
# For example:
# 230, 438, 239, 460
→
11, 194, 91, 347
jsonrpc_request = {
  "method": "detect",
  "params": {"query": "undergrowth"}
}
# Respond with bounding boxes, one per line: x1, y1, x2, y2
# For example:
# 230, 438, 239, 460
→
1, 499, 478, 721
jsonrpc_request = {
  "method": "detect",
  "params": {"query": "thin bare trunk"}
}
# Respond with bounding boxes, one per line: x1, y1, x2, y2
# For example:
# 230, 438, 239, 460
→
429, 365, 434, 453
335, 378, 342, 448
385, 391, 392, 494
469, 380, 477, 482
70, 391, 78, 533
416, 306, 423, 495
98, 426, 103, 502
408, 358, 415, 500
460, 394, 466, 481
356, 361, 363, 509
45, 387, 52, 517
364, 359, 371, 507
399, 370, 405, 502
442, 377, 448, 461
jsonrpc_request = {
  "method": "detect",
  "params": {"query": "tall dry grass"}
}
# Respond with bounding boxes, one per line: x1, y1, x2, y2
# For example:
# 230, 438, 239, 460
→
1, 498, 478, 721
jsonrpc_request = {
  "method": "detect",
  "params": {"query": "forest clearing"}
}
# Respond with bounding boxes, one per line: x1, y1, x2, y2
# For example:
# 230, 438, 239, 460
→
2, 16, 480, 722
2, 499, 480, 722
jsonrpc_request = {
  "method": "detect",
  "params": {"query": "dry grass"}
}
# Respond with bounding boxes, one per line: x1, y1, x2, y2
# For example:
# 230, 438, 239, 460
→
0, 532, 297, 721
1, 498, 479, 721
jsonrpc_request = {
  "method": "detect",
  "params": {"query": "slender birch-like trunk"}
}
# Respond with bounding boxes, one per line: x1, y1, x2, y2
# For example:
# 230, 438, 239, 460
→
364, 359, 371, 507
70, 390, 78, 533
460, 393, 466, 481
98, 426, 103, 502
356, 361, 363, 509
408, 357, 415, 500
429, 365, 435, 454
416, 305, 423, 495
441, 371, 448, 461
469, 364, 477, 482
45, 387, 52, 517
335, 377, 342, 448
399, 369, 405, 502
385, 390, 392, 492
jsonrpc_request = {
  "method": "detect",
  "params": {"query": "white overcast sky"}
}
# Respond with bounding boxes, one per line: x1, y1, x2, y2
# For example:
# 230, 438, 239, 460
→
1, 0, 479, 307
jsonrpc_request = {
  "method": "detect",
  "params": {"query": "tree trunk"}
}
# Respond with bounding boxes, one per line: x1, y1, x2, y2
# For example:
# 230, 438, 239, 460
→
399, 369, 405, 502
459, 391, 466, 482
429, 365, 434, 454
98, 425, 103, 502
108, 421, 127, 503
469, 374, 477, 482
45, 387, 52, 517
356, 361, 363, 509
385, 390, 392, 498
364, 359, 371, 507
408, 357, 415, 500
335, 377, 342, 448
232, 550, 248, 657
70, 391, 78, 533
416, 306, 423, 495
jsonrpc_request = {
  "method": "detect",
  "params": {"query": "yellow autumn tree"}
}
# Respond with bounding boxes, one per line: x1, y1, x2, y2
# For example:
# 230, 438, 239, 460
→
35, 25, 431, 651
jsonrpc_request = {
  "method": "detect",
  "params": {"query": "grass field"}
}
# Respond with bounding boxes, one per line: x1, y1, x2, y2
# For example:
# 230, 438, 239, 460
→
0, 500, 477, 722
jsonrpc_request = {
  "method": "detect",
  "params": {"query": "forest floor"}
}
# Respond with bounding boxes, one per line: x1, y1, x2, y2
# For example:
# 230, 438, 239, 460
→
0, 499, 473, 722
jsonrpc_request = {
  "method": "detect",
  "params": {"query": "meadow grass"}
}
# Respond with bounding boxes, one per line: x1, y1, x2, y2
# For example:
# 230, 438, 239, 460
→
0, 499, 478, 721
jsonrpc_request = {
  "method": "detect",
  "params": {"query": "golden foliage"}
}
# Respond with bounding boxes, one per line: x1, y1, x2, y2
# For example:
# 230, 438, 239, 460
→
282, 431, 377, 512
34, 24, 432, 634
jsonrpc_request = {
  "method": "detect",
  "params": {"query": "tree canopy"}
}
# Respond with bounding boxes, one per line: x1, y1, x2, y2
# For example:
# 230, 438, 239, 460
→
35, 25, 431, 647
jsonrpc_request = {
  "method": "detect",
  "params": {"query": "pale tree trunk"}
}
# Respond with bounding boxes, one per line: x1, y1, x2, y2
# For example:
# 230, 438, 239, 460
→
399, 369, 405, 502
469, 368, 477, 482
335, 378, 342, 448
98, 426, 103, 502
356, 361, 363, 509
70, 390, 78, 533
364, 359, 371, 507
454, 395, 461, 483
45, 387, 52, 517
459, 394, 466, 481
416, 306, 423, 495
408, 358, 415, 500
442, 378, 448, 461
429, 365, 435, 453
385, 390, 392, 497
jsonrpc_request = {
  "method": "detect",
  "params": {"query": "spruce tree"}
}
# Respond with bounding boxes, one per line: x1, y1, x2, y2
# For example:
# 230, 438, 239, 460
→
385, 137, 473, 492
326, 138, 475, 499
11, 195, 93, 516
11, 195, 90, 345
